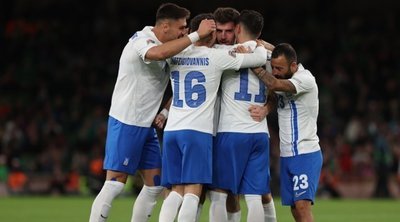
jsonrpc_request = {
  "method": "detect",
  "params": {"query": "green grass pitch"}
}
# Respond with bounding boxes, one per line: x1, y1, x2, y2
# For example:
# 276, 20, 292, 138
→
0, 196, 399, 221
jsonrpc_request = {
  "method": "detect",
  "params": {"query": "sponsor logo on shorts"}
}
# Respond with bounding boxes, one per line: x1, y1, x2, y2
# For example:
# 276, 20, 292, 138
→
295, 190, 306, 198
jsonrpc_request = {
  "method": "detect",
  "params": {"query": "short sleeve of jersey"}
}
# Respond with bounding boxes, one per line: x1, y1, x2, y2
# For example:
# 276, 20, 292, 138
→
289, 70, 316, 95
130, 36, 158, 64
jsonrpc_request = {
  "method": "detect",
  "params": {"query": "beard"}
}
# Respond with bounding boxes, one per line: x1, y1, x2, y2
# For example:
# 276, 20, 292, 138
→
275, 71, 293, 80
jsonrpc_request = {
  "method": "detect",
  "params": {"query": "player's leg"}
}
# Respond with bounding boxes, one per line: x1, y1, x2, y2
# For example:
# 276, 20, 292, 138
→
131, 128, 164, 221
89, 170, 127, 222
226, 192, 241, 222
262, 193, 277, 222
244, 194, 264, 222
178, 184, 203, 222
209, 188, 229, 222
291, 200, 313, 222
211, 132, 251, 222
90, 117, 148, 222
288, 151, 323, 222
290, 205, 300, 221
177, 130, 213, 222
131, 169, 163, 221
159, 131, 184, 222
159, 185, 184, 222
240, 133, 270, 222
225, 193, 241, 222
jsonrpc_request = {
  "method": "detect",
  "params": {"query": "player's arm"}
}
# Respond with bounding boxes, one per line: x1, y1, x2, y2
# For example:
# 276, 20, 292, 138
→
252, 67, 296, 93
145, 19, 216, 61
237, 46, 267, 68
256, 39, 275, 51
153, 97, 172, 130
214, 43, 266, 71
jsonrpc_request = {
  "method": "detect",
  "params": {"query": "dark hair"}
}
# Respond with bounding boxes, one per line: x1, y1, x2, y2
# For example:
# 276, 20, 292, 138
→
156, 3, 190, 23
238, 10, 264, 39
189, 13, 214, 33
213, 7, 240, 24
272, 43, 298, 64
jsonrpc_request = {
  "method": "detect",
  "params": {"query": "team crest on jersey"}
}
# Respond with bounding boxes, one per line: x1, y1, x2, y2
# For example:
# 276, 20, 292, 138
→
228, 49, 236, 58
147, 39, 155, 44
123, 158, 129, 166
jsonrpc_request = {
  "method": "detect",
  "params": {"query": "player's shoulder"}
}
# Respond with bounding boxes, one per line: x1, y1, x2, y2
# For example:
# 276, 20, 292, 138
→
181, 45, 210, 57
291, 64, 317, 89
235, 40, 257, 49
129, 26, 158, 43
209, 45, 237, 59
213, 44, 234, 50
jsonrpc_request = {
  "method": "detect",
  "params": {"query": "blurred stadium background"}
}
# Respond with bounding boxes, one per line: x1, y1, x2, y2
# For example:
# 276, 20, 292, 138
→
1, 0, 399, 211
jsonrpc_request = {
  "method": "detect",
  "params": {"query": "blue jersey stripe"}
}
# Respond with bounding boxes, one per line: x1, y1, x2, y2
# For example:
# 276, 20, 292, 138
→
289, 102, 295, 155
290, 100, 299, 155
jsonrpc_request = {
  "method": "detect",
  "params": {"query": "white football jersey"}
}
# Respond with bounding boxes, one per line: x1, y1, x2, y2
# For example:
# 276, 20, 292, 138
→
165, 44, 267, 134
218, 41, 272, 133
276, 64, 321, 157
109, 26, 170, 127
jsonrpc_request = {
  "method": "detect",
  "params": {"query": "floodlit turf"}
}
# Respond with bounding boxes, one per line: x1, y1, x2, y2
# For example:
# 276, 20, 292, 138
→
0, 196, 399, 222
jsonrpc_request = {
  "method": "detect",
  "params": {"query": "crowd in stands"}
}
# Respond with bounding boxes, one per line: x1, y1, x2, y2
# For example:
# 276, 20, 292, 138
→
1, 0, 399, 198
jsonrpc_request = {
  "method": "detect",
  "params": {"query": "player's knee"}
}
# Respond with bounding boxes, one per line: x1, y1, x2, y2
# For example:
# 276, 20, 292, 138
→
106, 170, 128, 183
262, 193, 273, 203
226, 193, 240, 212
294, 200, 312, 214
140, 169, 161, 186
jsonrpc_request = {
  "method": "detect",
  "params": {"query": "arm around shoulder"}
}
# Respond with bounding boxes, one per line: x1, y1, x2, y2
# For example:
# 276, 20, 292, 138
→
145, 36, 193, 61
239, 46, 267, 68
253, 67, 297, 93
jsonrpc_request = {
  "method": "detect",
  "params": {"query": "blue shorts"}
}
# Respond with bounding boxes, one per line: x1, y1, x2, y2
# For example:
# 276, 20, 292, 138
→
103, 116, 161, 176
211, 132, 270, 195
161, 130, 212, 186
280, 150, 323, 206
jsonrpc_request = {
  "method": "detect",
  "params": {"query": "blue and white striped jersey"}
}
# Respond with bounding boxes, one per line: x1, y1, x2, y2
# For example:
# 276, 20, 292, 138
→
276, 64, 320, 157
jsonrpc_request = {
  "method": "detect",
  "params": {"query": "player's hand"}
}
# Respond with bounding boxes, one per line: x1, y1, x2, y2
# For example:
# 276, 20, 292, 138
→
248, 104, 269, 122
153, 113, 167, 130
251, 67, 264, 75
235, 45, 252, 53
197, 19, 216, 39
256, 39, 275, 51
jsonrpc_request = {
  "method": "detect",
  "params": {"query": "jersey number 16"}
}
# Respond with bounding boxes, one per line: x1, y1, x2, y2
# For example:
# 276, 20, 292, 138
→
171, 71, 206, 108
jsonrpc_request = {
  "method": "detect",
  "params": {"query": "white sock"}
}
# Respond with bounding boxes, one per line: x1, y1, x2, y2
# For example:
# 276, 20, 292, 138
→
89, 180, 124, 222
227, 211, 241, 222
177, 193, 200, 222
209, 191, 228, 222
159, 191, 183, 222
195, 204, 203, 222
131, 185, 163, 222
263, 198, 277, 222
245, 195, 264, 222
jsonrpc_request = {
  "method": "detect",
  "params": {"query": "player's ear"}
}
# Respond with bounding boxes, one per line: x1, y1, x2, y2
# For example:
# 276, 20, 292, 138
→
289, 62, 298, 73
235, 24, 241, 35
162, 21, 170, 33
